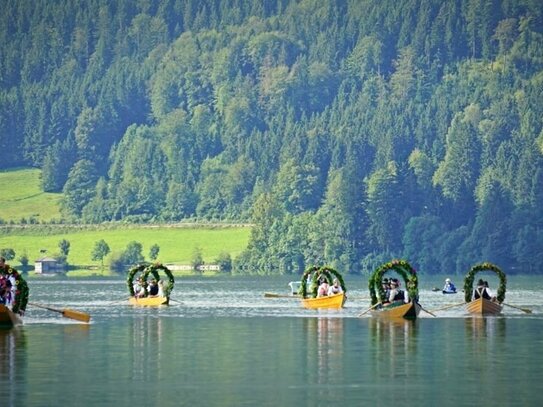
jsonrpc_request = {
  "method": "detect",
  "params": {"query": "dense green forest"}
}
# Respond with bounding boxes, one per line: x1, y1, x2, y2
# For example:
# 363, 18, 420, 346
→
1, 0, 542, 275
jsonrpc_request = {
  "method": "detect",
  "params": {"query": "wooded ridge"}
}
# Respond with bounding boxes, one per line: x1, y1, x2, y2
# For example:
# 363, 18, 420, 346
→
1, 0, 542, 275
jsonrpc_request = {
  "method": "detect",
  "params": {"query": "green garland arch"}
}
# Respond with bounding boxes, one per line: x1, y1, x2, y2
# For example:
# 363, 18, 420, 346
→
126, 263, 150, 297
463, 262, 506, 303
142, 263, 175, 297
299, 265, 346, 299
126, 263, 175, 297
368, 259, 419, 306
1, 265, 29, 315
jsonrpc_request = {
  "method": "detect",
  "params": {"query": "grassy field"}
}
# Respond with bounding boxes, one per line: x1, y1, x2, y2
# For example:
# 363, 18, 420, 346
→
0, 226, 250, 267
0, 225, 252, 271
0, 168, 62, 222
0, 169, 252, 274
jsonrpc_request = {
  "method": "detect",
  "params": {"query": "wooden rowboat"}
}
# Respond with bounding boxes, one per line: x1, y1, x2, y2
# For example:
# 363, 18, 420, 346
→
301, 293, 345, 309
0, 304, 22, 328
371, 301, 421, 320
466, 297, 502, 315
129, 296, 169, 306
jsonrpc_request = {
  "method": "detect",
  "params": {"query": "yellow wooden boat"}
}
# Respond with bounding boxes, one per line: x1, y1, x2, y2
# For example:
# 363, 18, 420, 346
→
301, 292, 345, 309
371, 301, 421, 320
128, 296, 169, 306
466, 297, 502, 315
0, 304, 22, 328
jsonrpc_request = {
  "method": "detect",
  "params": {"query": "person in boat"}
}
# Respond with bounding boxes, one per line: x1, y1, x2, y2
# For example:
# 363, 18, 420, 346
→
0, 275, 7, 305
483, 280, 497, 302
133, 277, 146, 298
148, 279, 159, 296
317, 279, 329, 297
0, 277, 14, 308
154, 280, 165, 298
380, 278, 391, 305
327, 278, 343, 295
472, 279, 492, 301
443, 278, 456, 293
385, 279, 405, 305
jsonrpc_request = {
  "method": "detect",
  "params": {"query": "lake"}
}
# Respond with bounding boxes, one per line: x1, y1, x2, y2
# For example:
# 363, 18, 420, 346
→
1, 274, 542, 406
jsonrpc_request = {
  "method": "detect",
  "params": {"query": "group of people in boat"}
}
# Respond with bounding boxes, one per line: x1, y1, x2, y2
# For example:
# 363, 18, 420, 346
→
0, 256, 17, 309
472, 278, 497, 302
133, 277, 166, 298
381, 278, 409, 306
317, 278, 343, 297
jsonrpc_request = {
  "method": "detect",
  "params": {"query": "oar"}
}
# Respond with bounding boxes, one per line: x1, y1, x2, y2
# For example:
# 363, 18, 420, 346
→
358, 302, 382, 317
29, 302, 91, 323
264, 292, 299, 298
429, 302, 466, 313
502, 302, 532, 314
419, 305, 437, 317
169, 298, 184, 305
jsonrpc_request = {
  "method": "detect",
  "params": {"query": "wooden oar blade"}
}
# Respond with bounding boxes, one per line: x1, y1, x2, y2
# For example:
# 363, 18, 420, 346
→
62, 309, 91, 323
502, 302, 532, 314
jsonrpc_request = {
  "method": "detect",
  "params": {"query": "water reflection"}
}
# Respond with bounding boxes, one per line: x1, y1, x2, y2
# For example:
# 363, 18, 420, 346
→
0, 329, 27, 406
465, 316, 506, 343
368, 318, 418, 379
62, 323, 91, 339
130, 317, 165, 379
303, 317, 345, 388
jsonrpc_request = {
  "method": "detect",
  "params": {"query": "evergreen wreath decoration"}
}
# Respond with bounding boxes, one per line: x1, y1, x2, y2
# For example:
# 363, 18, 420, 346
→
126, 263, 149, 297
299, 265, 346, 298
463, 262, 506, 303
142, 263, 175, 297
368, 259, 419, 306
0, 265, 29, 315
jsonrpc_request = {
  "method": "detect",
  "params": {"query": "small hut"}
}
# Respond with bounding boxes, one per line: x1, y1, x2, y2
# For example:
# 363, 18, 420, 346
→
34, 257, 62, 274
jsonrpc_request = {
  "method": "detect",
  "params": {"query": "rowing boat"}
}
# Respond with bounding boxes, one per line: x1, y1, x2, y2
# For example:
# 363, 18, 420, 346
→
370, 301, 421, 320
301, 292, 345, 309
127, 263, 175, 306
0, 304, 22, 328
466, 297, 502, 315
128, 296, 169, 306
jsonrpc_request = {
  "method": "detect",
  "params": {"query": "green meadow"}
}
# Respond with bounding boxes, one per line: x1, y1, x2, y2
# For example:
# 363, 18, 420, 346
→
0, 169, 252, 274
0, 225, 252, 272
0, 168, 62, 222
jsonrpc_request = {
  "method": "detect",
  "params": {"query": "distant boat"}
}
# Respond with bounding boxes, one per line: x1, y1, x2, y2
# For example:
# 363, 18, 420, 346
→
301, 293, 346, 309
299, 266, 347, 309
442, 289, 457, 294
127, 263, 175, 307
365, 259, 423, 320
0, 304, 22, 329
463, 262, 506, 316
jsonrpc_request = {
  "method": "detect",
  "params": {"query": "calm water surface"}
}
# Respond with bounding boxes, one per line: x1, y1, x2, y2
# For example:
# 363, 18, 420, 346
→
1, 275, 542, 406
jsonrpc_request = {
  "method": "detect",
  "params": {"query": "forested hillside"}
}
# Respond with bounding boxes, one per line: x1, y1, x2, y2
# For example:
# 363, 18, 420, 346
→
1, 0, 542, 275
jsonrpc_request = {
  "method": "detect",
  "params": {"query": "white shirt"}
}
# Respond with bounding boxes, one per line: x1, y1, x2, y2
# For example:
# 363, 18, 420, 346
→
327, 284, 343, 295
